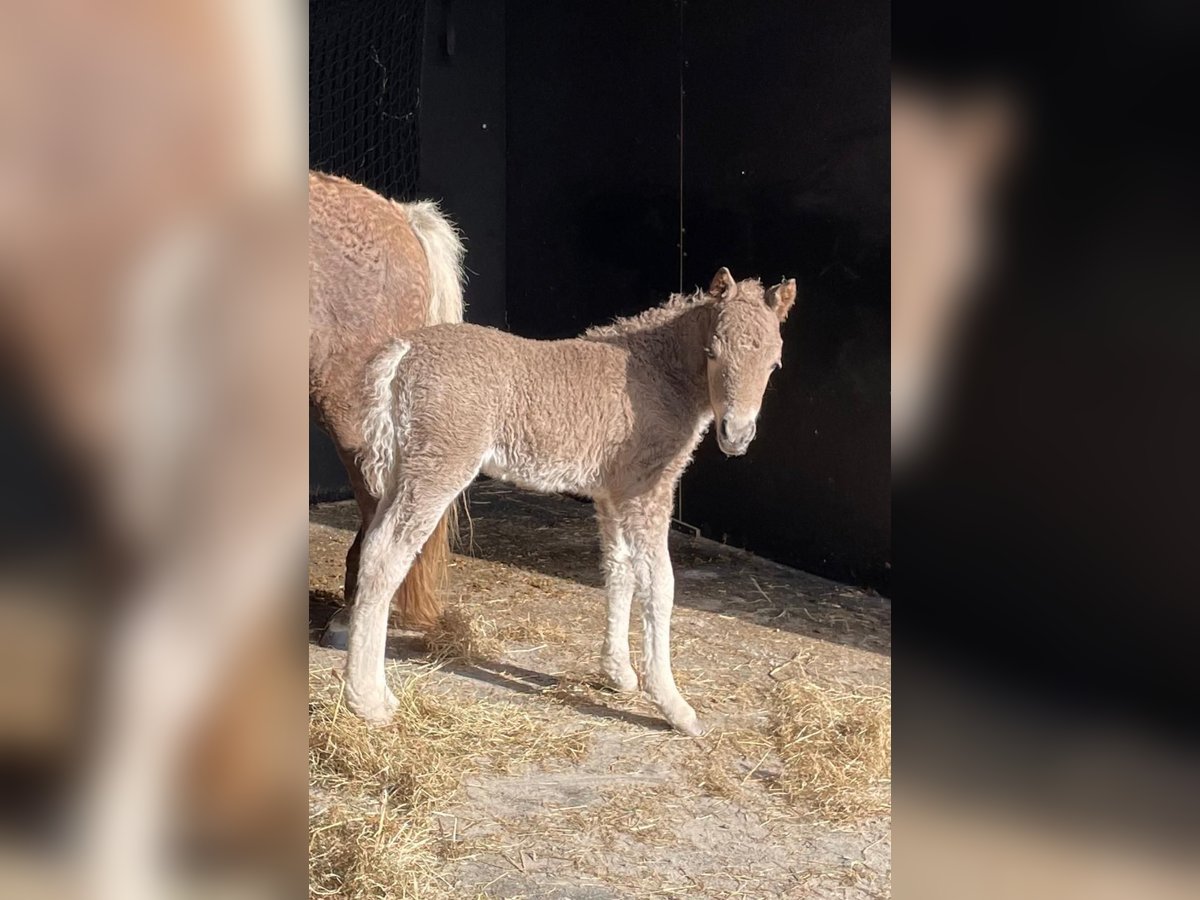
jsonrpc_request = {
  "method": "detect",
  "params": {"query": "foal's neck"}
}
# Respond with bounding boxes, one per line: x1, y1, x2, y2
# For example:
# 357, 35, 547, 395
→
628, 302, 715, 422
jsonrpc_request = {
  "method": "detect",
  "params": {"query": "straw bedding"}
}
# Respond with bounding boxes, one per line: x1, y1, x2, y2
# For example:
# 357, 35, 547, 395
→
309, 490, 891, 898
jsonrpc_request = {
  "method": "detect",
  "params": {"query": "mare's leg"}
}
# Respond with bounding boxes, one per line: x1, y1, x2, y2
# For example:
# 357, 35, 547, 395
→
318, 452, 377, 650
344, 468, 471, 722
596, 498, 638, 692
340, 457, 376, 604
623, 491, 703, 736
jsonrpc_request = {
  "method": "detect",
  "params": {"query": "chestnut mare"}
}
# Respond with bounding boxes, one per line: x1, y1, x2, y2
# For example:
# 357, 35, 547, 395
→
309, 171, 465, 631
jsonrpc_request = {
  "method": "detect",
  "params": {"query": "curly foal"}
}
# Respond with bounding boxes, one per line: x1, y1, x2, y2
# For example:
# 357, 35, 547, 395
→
351, 267, 796, 735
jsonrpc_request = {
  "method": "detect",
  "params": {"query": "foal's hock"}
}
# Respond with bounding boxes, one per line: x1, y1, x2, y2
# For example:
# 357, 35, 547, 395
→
347, 267, 796, 735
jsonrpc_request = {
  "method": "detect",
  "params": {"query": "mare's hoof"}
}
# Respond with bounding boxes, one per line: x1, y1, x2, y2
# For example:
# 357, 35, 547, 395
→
320, 606, 352, 651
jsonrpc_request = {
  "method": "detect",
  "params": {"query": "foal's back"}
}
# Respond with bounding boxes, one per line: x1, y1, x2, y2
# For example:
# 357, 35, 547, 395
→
392, 323, 671, 495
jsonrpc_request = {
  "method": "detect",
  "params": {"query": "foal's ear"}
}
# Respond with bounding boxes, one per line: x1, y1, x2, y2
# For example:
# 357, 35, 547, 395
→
765, 278, 797, 322
709, 267, 738, 301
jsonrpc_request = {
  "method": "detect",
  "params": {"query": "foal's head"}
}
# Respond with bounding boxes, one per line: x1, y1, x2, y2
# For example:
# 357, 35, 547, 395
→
703, 267, 797, 456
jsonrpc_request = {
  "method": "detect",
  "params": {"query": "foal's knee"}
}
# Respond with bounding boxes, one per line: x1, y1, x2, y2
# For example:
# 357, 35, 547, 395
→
632, 546, 672, 598
602, 544, 632, 582
630, 549, 655, 596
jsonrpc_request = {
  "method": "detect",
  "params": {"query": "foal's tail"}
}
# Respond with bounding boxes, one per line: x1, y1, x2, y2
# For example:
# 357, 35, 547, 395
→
399, 200, 466, 326
360, 337, 451, 629
361, 339, 411, 499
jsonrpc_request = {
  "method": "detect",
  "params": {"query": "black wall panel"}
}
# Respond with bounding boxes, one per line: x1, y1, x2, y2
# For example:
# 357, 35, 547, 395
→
421, 0, 508, 328
677, 1, 890, 587
504, 1, 890, 588
309, 0, 426, 200
505, 1, 681, 338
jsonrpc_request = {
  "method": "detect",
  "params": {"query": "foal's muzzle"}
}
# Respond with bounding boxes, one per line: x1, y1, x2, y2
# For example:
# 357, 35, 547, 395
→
717, 414, 756, 456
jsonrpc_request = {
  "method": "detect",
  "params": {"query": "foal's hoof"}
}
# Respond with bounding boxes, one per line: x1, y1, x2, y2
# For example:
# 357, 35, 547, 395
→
666, 707, 705, 737
346, 688, 399, 726
673, 715, 706, 738
602, 667, 639, 694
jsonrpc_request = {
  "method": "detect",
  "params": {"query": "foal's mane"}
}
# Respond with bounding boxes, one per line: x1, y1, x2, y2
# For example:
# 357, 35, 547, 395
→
581, 291, 703, 341
581, 278, 765, 342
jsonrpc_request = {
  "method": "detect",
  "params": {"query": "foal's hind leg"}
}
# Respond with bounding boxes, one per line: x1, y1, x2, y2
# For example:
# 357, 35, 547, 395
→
596, 498, 638, 693
344, 470, 472, 723
338, 453, 451, 633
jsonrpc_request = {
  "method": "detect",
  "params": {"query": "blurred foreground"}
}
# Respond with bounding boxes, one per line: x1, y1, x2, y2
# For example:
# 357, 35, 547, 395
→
894, 2, 1200, 898
0, 2, 306, 898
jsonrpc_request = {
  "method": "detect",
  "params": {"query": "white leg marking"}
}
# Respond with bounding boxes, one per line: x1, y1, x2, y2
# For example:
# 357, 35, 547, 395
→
344, 487, 448, 723
635, 535, 702, 736
597, 502, 637, 692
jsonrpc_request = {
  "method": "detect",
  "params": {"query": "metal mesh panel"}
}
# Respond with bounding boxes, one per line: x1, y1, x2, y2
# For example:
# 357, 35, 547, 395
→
309, 0, 426, 201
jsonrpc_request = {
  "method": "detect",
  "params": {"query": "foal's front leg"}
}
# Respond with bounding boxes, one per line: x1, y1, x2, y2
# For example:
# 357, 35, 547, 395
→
633, 523, 703, 736
596, 499, 638, 692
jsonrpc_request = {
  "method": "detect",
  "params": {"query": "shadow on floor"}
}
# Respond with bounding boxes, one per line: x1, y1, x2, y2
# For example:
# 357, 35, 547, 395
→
310, 479, 890, 656
310, 587, 671, 731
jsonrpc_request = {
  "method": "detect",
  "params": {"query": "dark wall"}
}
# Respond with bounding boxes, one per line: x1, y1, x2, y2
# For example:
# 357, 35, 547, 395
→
678, 1, 890, 587
505, 1, 890, 588
505, 2, 680, 337
421, 0, 508, 328
309, 0, 426, 200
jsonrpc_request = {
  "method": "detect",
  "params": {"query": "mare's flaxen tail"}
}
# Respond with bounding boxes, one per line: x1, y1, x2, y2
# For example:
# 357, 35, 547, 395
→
400, 199, 466, 326
371, 200, 465, 630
